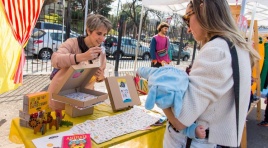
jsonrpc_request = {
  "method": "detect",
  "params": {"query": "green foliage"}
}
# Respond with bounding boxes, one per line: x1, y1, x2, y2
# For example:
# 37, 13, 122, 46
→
60, 120, 73, 127
74, 0, 114, 17
71, 10, 84, 20
259, 37, 263, 44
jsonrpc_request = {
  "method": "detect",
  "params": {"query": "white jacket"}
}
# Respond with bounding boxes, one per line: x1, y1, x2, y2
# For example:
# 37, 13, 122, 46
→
177, 38, 251, 146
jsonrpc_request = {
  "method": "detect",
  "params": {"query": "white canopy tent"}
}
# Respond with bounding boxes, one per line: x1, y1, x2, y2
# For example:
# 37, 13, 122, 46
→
142, 0, 268, 25
133, 0, 268, 72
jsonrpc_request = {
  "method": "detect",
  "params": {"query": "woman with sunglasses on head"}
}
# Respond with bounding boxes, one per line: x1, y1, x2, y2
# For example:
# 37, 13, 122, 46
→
47, 14, 112, 111
162, 0, 259, 147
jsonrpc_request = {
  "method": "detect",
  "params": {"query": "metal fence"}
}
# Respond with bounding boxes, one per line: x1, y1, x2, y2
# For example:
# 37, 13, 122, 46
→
24, 2, 194, 75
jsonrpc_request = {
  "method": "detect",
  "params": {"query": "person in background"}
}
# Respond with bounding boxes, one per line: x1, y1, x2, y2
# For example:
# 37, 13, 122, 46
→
183, 42, 189, 51
162, 0, 260, 147
150, 22, 171, 67
168, 44, 173, 61
47, 14, 112, 111
258, 92, 268, 126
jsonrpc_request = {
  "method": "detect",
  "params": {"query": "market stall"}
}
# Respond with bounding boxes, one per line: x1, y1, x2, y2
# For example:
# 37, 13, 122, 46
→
9, 104, 166, 148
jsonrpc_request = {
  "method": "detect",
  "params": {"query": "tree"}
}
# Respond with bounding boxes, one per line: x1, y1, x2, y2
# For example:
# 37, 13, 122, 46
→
43, 0, 58, 6
120, 0, 174, 38
76, 0, 114, 17
120, 0, 149, 38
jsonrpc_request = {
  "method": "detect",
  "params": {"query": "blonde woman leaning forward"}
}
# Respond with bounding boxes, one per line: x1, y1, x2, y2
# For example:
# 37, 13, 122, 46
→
47, 14, 112, 111
163, 0, 259, 147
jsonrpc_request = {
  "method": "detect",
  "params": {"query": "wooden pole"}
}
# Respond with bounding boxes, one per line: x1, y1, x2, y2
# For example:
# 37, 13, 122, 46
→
253, 20, 262, 121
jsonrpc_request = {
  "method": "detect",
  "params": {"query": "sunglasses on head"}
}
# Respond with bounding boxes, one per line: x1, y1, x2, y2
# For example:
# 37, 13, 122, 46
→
182, 10, 195, 27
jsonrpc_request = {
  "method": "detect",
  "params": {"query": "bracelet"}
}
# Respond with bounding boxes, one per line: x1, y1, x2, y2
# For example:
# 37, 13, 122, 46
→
74, 54, 79, 64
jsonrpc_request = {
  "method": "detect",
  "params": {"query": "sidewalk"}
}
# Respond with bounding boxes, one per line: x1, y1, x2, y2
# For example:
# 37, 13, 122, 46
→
0, 65, 268, 147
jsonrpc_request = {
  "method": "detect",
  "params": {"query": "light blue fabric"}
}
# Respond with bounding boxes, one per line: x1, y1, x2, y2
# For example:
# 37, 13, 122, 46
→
137, 65, 189, 118
137, 65, 198, 139
180, 123, 197, 139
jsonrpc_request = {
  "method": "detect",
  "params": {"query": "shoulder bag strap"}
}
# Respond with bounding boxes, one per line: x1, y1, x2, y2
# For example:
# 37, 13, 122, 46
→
212, 35, 240, 147
226, 38, 240, 148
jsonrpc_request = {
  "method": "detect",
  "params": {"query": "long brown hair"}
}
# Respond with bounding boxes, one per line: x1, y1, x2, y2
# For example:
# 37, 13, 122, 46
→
189, 0, 259, 67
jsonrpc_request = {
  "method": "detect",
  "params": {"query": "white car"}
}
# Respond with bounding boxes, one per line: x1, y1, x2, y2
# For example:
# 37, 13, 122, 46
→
26, 29, 79, 59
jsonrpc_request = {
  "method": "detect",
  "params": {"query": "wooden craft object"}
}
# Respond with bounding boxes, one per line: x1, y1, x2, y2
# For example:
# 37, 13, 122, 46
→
49, 119, 59, 130
33, 123, 46, 134
60, 120, 73, 127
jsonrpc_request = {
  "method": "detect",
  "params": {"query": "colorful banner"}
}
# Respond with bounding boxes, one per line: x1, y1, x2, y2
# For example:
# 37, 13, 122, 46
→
0, 0, 43, 93
1, 0, 43, 84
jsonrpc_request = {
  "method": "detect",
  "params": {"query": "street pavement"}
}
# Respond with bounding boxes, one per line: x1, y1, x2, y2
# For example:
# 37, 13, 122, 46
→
0, 63, 268, 148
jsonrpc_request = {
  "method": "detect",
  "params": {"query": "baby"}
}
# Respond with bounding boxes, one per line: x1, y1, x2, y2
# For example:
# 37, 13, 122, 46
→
137, 66, 206, 139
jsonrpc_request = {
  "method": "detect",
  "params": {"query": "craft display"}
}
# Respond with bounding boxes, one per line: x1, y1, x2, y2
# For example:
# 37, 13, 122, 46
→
52, 64, 108, 117
70, 107, 160, 144
19, 91, 73, 135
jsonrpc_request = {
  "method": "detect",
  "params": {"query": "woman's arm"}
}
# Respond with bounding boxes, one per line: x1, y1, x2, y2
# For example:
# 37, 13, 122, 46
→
163, 108, 187, 130
51, 39, 77, 69
52, 38, 102, 69
95, 52, 106, 82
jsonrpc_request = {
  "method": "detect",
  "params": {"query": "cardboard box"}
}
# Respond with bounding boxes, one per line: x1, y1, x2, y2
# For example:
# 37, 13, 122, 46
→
19, 118, 31, 128
65, 104, 94, 118
52, 64, 108, 117
19, 110, 30, 121
105, 75, 141, 112
23, 91, 49, 114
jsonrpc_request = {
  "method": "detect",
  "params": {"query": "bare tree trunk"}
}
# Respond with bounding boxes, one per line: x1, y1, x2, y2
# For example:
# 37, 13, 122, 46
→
133, 25, 137, 39
122, 21, 126, 36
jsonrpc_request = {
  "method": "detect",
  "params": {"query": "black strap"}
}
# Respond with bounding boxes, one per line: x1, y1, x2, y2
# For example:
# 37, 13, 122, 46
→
228, 39, 240, 148
186, 36, 240, 147
186, 138, 192, 148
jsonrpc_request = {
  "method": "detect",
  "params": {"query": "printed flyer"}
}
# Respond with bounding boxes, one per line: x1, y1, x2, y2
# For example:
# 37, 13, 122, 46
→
117, 78, 132, 103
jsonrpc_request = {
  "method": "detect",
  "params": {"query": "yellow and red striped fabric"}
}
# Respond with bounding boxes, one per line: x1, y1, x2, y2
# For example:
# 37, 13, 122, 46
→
1, 0, 43, 84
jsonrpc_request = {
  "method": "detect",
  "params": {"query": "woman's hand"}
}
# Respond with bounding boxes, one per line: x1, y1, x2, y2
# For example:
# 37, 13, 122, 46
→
95, 68, 105, 82
77, 47, 102, 62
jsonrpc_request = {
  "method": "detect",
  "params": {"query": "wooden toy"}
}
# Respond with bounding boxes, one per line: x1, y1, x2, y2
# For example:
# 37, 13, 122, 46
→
19, 91, 73, 135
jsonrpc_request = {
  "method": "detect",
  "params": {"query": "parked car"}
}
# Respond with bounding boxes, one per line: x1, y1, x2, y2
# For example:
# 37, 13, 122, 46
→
26, 29, 79, 59
33, 21, 80, 36
143, 37, 153, 43
169, 43, 190, 61
104, 36, 151, 60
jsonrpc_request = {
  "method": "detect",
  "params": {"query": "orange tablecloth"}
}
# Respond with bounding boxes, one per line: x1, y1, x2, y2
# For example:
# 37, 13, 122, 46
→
9, 104, 166, 148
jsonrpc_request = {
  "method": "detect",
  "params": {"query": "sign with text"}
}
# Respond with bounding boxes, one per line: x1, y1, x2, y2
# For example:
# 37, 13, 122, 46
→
23, 91, 49, 114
